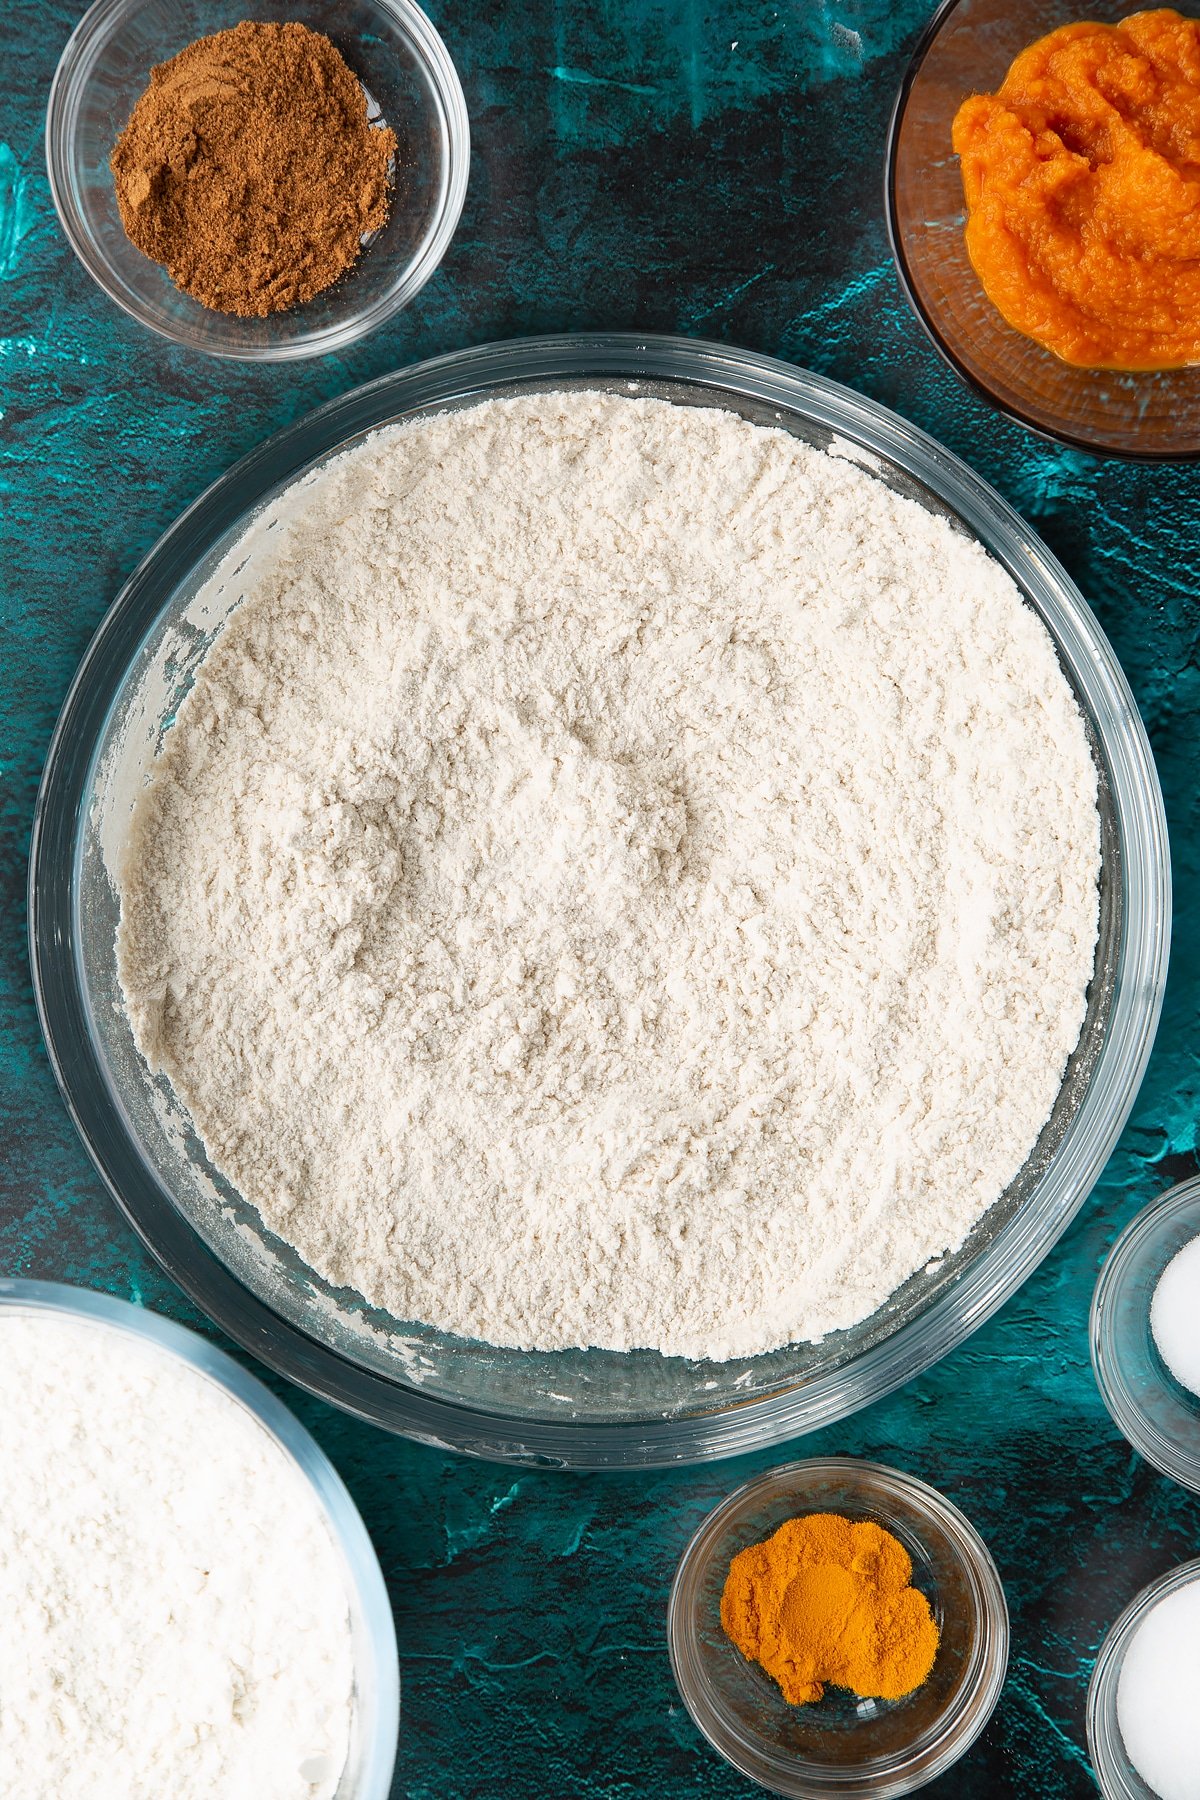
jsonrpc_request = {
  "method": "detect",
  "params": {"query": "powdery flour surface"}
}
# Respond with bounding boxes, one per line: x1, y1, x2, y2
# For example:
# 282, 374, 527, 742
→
116, 393, 1101, 1359
0, 1311, 353, 1800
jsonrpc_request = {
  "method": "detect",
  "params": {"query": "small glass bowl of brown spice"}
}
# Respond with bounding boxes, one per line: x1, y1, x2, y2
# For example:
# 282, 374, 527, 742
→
668, 1458, 1009, 1798
46, 0, 469, 359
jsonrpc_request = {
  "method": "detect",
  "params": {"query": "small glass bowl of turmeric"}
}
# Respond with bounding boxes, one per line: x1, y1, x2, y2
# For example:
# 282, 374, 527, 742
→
668, 1458, 1008, 1798
886, 0, 1200, 458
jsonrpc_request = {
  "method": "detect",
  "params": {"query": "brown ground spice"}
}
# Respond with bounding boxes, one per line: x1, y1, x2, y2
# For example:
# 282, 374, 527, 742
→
111, 21, 397, 318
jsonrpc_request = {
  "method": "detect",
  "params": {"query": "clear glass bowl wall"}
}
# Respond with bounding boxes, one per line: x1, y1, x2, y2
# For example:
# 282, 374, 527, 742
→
29, 335, 1171, 1466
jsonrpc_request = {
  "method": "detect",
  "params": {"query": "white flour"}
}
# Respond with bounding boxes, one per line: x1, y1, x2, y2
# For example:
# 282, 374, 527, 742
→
0, 1310, 353, 1799
116, 392, 1101, 1359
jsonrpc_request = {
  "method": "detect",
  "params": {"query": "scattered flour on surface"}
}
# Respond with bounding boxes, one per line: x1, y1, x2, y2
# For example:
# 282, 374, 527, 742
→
0, 1309, 353, 1800
115, 392, 1101, 1359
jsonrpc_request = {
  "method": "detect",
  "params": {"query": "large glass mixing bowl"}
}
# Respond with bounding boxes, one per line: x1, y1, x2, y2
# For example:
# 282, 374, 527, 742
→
29, 334, 1170, 1467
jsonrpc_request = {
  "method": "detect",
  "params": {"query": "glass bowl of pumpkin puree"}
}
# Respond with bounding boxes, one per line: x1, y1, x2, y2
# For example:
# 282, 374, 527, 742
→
886, 0, 1200, 459
667, 1458, 1008, 1797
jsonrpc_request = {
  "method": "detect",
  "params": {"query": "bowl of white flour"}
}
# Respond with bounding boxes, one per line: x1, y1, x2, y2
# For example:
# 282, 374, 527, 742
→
30, 335, 1171, 1466
0, 1279, 399, 1798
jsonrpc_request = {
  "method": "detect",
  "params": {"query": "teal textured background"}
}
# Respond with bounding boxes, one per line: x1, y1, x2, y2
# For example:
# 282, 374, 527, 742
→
3, 1, 1199, 1794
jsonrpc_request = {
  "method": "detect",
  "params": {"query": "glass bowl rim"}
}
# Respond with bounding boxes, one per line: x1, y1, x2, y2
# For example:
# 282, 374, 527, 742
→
43, 0, 471, 363
28, 330, 1171, 1467
1086, 1554, 1200, 1800
1090, 1175, 1200, 1494
666, 1455, 1010, 1797
0, 1275, 400, 1799
883, 0, 1200, 464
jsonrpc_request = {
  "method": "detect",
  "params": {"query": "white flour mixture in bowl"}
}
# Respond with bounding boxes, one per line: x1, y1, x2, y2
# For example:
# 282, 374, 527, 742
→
0, 1305, 355, 1800
115, 392, 1101, 1360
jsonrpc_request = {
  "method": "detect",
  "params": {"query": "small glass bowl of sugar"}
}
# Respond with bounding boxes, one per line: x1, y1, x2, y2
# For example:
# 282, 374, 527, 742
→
1091, 1175, 1200, 1493
1088, 1558, 1200, 1800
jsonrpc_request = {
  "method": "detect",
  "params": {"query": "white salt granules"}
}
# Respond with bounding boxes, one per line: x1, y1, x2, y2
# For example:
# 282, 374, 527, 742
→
1151, 1235, 1200, 1397
115, 392, 1101, 1359
0, 1309, 354, 1800
1117, 1579, 1200, 1800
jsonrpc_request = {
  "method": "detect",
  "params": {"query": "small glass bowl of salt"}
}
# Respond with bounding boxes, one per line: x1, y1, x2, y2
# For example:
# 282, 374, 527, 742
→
1091, 1175, 1200, 1494
1088, 1557, 1200, 1800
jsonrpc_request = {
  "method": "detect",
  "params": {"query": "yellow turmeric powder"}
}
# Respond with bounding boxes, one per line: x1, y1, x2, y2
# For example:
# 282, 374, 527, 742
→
720, 1513, 939, 1705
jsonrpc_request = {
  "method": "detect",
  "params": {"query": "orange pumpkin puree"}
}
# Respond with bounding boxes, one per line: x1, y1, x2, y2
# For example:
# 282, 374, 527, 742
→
952, 9, 1200, 369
